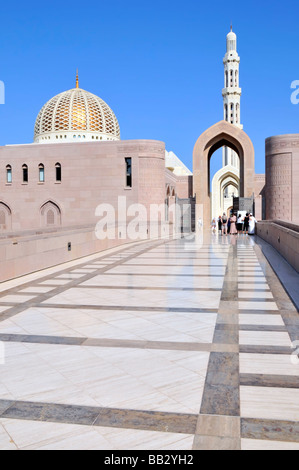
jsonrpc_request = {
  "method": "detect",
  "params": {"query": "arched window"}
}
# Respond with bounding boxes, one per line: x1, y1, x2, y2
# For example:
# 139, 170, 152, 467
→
38, 164, 45, 183
230, 70, 233, 87
225, 70, 228, 88
6, 165, 12, 184
224, 104, 228, 121
0, 202, 12, 230
22, 164, 28, 183
125, 158, 132, 187
40, 201, 61, 227
55, 163, 62, 182
230, 103, 234, 124
235, 70, 238, 87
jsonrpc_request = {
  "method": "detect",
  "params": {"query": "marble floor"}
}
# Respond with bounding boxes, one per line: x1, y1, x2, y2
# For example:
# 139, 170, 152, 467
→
0, 232, 298, 450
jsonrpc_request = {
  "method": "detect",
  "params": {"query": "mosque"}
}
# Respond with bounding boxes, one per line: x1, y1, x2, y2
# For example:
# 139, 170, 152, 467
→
0, 27, 298, 280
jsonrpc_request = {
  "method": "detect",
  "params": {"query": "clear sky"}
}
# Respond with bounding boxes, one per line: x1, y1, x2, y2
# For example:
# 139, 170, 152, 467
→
0, 0, 298, 178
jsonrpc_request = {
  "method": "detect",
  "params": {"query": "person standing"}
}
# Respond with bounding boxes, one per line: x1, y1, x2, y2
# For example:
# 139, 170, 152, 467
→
218, 216, 222, 234
221, 213, 228, 235
237, 213, 243, 233
243, 213, 250, 235
211, 217, 217, 234
230, 213, 238, 235
248, 213, 257, 235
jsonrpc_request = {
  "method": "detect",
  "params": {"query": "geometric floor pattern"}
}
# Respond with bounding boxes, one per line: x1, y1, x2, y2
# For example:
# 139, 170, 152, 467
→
0, 233, 298, 449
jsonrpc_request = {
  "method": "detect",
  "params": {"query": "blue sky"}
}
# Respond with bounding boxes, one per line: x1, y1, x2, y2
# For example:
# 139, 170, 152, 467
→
0, 0, 298, 178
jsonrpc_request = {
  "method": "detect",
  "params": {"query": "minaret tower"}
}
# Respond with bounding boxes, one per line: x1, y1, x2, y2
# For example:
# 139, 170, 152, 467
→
222, 26, 242, 168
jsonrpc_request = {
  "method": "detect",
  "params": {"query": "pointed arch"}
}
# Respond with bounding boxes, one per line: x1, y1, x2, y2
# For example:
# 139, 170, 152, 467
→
193, 120, 255, 227
0, 202, 12, 231
40, 201, 61, 227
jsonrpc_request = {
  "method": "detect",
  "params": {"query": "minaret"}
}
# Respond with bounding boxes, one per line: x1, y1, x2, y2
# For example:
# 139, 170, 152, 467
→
222, 26, 242, 168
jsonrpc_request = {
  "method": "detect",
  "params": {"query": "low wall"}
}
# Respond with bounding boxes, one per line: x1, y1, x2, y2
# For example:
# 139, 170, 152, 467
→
256, 220, 299, 272
0, 222, 172, 283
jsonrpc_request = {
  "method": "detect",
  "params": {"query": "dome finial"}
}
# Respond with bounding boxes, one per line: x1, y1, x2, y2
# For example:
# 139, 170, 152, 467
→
230, 22, 233, 32
76, 69, 79, 89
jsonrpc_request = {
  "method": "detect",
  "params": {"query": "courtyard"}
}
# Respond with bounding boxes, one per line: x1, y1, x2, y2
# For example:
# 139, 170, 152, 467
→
0, 233, 297, 450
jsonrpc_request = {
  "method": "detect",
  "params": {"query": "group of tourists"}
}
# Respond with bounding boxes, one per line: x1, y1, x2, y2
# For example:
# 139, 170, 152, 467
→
211, 212, 257, 235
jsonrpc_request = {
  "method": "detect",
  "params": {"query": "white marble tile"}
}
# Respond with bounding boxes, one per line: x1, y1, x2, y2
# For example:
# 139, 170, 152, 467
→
81, 274, 223, 289
238, 301, 278, 311
240, 353, 299, 375
238, 283, 270, 290
241, 438, 299, 450
239, 314, 284, 326
45, 287, 222, 310
40, 279, 71, 286
0, 294, 37, 303
19, 286, 55, 293
0, 342, 207, 414
239, 331, 291, 347
55, 273, 84, 279
240, 386, 299, 421
0, 423, 18, 449
238, 291, 273, 299
2, 418, 194, 450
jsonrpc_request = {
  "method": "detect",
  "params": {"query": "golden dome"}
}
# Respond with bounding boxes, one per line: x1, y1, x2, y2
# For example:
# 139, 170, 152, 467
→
34, 83, 120, 143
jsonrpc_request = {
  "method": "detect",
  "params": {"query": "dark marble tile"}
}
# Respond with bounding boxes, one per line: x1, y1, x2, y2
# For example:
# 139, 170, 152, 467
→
1, 401, 101, 426
0, 334, 85, 346
93, 408, 198, 434
200, 352, 240, 416
0, 400, 16, 416
240, 373, 299, 388
200, 383, 240, 416
213, 324, 239, 345
241, 418, 299, 443
239, 345, 292, 355
239, 325, 287, 332
205, 352, 239, 386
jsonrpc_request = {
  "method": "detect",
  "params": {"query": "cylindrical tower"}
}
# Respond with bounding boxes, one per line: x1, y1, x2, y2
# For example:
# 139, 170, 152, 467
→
265, 134, 299, 223
222, 27, 242, 169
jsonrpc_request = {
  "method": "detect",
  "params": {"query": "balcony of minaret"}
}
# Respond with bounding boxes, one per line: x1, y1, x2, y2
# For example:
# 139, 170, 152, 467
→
222, 87, 241, 97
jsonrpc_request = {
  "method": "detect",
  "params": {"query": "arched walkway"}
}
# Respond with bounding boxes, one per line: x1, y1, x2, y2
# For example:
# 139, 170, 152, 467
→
211, 166, 240, 219
193, 120, 255, 228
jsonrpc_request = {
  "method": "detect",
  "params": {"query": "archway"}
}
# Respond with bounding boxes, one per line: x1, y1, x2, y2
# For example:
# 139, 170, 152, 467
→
211, 166, 240, 220
193, 120, 255, 228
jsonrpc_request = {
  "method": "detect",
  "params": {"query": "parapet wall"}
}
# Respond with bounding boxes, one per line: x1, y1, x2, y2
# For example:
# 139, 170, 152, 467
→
0, 222, 172, 283
256, 220, 299, 272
